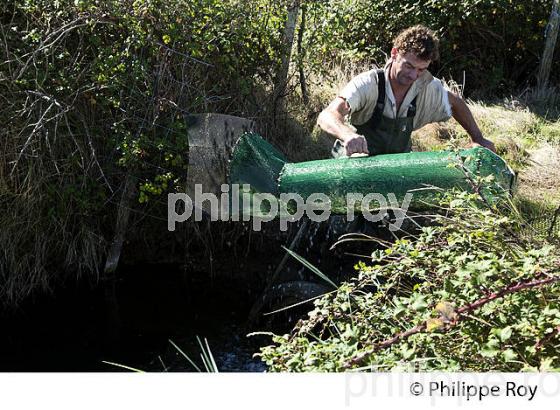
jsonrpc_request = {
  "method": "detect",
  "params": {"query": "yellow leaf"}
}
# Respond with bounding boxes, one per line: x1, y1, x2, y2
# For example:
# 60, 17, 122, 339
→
435, 301, 457, 322
426, 318, 444, 332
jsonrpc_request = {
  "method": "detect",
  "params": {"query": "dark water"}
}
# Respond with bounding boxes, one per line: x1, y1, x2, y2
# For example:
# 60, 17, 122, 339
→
0, 257, 331, 372
114, 263, 272, 372
0, 264, 274, 372
0, 218, 385, 372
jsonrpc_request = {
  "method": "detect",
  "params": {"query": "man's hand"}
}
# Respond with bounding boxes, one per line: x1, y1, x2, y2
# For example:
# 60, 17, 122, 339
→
317, 97, 370, 156
342, 133, 369, 156
470, 137, 496, 153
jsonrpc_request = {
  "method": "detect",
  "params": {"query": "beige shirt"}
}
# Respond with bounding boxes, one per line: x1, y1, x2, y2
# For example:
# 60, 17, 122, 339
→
339, 63, 452, 130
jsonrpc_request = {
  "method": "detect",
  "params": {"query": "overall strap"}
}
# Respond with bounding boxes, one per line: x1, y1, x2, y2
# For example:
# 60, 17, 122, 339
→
407, 95, 418, 118
377, 68, 418, 119
372, 68, 385, 122
359, 68, 417, 132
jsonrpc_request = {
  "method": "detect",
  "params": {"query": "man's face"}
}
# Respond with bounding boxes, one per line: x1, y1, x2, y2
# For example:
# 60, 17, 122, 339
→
390, 48, 430, 87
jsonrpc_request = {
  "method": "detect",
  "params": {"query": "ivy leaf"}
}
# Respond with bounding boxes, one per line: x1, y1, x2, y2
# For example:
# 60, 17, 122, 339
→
481, 346, 499, 358
539, 358, 557, 371
481, 337, 500, 357
492, 326, 513, 342
400, 343, 415, 359
410, 294, 428, 311
499, 326, 513, 342
502, 349, 517, 362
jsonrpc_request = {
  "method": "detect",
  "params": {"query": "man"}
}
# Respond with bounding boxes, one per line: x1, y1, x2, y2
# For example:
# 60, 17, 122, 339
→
317, 25, 496, 158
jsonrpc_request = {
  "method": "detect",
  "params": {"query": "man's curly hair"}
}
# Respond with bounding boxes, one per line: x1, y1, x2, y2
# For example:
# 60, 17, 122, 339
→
393, 25, 439, 62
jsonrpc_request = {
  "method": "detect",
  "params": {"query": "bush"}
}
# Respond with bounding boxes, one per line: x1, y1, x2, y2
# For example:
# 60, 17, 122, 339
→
301, 0, 553, 96
0, 0, 287, 303
259, 191, 560, 371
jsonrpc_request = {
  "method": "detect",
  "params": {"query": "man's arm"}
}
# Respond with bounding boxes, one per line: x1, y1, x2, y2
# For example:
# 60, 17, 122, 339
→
448, 91, 496, 152
317, 97, 369, 155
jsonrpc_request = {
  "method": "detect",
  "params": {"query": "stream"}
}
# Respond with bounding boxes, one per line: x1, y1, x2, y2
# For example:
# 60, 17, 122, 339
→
0, 218, 383, 372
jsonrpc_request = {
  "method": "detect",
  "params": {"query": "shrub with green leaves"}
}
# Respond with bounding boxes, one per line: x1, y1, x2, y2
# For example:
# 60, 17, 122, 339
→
302, 0, 552, 95
0, 0, 287, 302
259, 192, 560, 371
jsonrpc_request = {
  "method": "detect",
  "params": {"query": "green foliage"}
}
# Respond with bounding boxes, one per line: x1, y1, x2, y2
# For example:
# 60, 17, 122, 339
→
1, 0, 557, 305
302, 0, 552, 95
0, 0, 289, 302
5, 0, 289, 204
258, 192, 560, 371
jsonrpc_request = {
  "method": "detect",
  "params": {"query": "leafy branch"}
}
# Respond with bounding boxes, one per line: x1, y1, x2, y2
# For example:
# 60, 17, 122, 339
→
343, 272, 560, 368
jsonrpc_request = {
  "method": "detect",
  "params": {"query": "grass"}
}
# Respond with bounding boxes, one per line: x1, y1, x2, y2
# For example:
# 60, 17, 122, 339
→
417, 104, 560, 235
102, 338, 219, 372
412, 102, 560, 211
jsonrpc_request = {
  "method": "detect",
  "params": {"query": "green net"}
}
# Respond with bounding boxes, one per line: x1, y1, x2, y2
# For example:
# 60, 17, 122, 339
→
228, 132, 287, 196
228, 132, 515, 215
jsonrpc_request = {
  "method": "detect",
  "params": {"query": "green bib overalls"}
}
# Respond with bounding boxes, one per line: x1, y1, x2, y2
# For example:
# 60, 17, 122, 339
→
331, 68, 417, 158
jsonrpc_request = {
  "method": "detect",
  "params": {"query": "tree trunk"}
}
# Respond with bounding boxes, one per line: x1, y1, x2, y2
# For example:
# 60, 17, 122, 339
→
102, 172, 136, 342
537, 0, 560, 91
272, 0, 301, 117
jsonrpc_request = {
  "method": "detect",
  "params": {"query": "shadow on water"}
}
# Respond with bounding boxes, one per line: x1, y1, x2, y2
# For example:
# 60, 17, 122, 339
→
0, 217, 393, 372
0, 263, 271, 372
